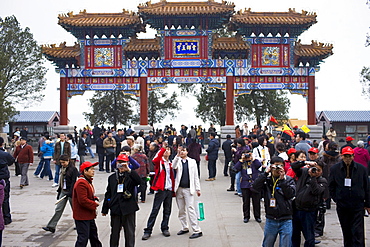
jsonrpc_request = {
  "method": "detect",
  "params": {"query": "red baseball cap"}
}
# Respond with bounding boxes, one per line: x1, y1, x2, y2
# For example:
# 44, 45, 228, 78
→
287, 148, 297, 156
117, 154, 129, 162
80, 161, 99, 174
341, 146, 354, 155
345, 136, 354, 142
308, 147, 319, 154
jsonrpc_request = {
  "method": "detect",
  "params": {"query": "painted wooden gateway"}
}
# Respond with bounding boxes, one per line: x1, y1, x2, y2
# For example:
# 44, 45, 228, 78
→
42, 0, 333, 128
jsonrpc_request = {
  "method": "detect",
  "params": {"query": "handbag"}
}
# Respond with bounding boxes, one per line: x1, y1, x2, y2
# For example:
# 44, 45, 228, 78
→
106, 147, 115, 155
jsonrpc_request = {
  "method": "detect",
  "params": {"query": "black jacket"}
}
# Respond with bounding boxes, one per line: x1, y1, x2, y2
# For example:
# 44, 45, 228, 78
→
102, 170, 141, 216
253, 172, 296, 220
95, 137, 105, 155
57, 163, 79, 198
221, 139, 233, 159
329, 160, 370, 210
291, 161, 328, 211
0, 147, 15, 179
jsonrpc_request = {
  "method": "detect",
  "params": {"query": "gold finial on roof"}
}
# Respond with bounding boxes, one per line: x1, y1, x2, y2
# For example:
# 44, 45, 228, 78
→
59, 42, 67, 48
67, 11, 73, 17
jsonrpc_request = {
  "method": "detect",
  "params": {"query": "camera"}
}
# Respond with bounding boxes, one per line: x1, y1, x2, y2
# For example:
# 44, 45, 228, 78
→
123, 190, 132, 199
311, 167, 318, 173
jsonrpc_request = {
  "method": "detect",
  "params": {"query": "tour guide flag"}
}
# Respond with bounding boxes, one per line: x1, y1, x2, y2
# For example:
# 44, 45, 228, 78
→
283, 124, 295, 137
300, 125, 311, 133
269, 116, 279, 125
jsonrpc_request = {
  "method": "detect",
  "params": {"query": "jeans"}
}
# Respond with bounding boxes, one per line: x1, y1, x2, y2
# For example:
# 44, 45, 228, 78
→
54, 163, 61, 184
86, 146, 95, 158
40, 159, 53, 180
292, 210, 316, 247
2, 179, 11, 224
144, 190, 173, 234
263, 218, 292, 247
34, 158, 45, 176
207, 159, 217, 179
236, 171, 241, 194
337, 207, 365, 247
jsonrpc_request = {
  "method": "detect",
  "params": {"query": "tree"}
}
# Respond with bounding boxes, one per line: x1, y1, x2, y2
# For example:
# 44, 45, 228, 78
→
148, 88, 180, 125
0, 15, 47, 126
195, 84, 226, 126
235, 90, 290, 126
360, 1, 370, 99
83, 91, 138, 128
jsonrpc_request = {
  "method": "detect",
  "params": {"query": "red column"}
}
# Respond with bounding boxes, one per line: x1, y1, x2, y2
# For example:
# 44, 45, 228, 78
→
307, 76, 316, 125
60, 77, 68, 125
140, 77, 148, 125
226, 76, 234, 125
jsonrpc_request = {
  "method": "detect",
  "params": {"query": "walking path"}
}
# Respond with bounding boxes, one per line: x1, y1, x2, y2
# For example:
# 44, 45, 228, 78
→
3, 152, 370, 246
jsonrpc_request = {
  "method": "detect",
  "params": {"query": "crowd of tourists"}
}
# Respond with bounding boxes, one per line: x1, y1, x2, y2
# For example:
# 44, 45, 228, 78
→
0, 123, 370, 246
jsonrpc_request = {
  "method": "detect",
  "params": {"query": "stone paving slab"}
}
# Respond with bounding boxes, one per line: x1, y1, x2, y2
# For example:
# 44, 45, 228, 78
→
2, 153, 370, 246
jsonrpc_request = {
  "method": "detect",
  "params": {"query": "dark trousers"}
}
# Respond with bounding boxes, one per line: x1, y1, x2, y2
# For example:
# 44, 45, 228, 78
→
207, 159, 217, 179
105, 154, 115, 172
241, 188, 261, 220
229, 168, 236, 189
292, 210, 316, 247
139, 177, 147, 202
2, 178, 11, 224
196, 160, 200, 178
74, 219, 102, 247
98, 153, 105, 171
15, 162, 21, 176
144, 190, 173, 234
337, 207, 365, 247
224, 156, 232, 176
110, 213, 136, 247
315, 203, 326, 236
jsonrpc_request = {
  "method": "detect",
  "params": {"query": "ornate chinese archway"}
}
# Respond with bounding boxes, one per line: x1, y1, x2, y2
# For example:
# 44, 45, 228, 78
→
42, 0, 333, 132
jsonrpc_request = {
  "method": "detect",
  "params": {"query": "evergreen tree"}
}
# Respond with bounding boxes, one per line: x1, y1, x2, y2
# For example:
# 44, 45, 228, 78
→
195, 84, 226, 126
148, 87, 180, 124
235, 90, 290, 126
83, 91, 138, 129
0, 15, 47, 126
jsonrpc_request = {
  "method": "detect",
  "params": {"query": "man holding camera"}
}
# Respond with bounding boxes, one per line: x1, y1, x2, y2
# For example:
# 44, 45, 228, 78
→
291, 158, 328, 247
253, 156, 296, 247
102, 154, 142, 247
233, 150, 262, 223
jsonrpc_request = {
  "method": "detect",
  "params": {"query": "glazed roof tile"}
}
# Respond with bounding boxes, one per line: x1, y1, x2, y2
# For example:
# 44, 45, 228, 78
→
58, 9, 141, 27
319, 111, 370, 122
41, 42, 80, 58
124, 37, 160, 52
232, 8, 317, 26
213, 36, 249, 51
294, 40, 333, 58
10, 111, 59, 123
138, 0, 235, 16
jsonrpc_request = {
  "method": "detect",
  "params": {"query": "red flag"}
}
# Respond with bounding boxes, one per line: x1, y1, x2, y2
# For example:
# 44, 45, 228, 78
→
283, 125, 295, 137
269, 116, 279, 125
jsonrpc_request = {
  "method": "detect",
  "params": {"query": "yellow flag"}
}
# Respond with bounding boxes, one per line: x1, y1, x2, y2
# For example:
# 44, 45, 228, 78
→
301, 125, 311, 133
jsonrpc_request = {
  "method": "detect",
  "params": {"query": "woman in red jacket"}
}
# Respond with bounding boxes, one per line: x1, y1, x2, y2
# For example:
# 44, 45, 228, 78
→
72, 161, 102, 247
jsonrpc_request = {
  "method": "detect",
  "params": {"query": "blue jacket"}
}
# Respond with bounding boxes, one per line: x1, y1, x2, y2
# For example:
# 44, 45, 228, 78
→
206, 138, 220, 160
40, 141, 54, 159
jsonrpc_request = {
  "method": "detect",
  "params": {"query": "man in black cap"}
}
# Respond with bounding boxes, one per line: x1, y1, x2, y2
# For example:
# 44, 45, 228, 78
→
0, 137, 15, 225
222, 134, 232, 177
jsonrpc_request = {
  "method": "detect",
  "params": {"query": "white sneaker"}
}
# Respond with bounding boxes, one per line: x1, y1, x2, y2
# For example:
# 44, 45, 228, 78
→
51, 183, 58, 187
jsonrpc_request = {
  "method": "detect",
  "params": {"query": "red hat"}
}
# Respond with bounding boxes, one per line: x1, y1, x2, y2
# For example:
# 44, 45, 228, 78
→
287, 148, 297, 156
345, 136, 354, 142
80, 161, 99, 174
308, 147, 319, 154
117, 154, 129, 162
341, 146, 354, 155
293, 126, 298, 129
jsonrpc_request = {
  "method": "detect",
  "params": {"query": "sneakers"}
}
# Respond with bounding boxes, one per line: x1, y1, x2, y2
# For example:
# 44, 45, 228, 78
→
142, 233, 151, 240
51, 183, 58, 187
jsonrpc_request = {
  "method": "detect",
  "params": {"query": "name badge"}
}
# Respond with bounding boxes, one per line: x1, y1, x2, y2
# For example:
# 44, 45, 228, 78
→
117, 184, 124, 193
344, 178, 351, 187
63, 179, 67, 190
270, 198, 276, 207
247, 168, 252, 175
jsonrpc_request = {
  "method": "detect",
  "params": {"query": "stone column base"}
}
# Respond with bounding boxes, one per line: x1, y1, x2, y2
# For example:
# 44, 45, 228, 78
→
134, 125, 152, 135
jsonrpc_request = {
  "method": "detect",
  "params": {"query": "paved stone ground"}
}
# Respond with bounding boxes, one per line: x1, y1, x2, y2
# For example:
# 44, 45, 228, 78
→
2, 151, 370, 247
